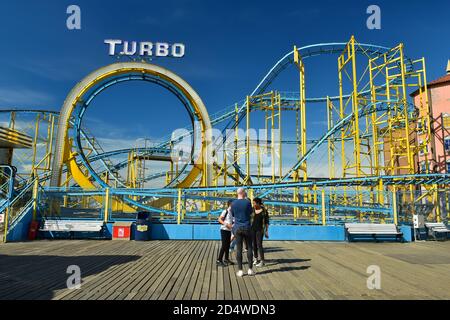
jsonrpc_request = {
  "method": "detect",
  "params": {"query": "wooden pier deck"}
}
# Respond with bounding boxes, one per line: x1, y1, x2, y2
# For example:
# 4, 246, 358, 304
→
1, 240, 450, 300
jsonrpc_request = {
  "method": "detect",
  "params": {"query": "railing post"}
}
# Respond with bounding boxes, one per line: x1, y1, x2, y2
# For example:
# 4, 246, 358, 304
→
321, 189, 326, 226
248, 188, 254, 202
177, 189, 182, 225
104, 188, 110, 223
392, 186, 398, 225
434, 187, 441, 223
3, 206, 9, 243
32, 177, 39, 220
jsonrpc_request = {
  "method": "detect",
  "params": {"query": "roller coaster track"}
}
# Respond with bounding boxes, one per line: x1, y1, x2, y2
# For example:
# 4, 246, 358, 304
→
0, 109, 128, 188
2, 42, 433, 219
0, 38, 403, 191
257, 100, 403, 198
93, 100, 431, 216
153, 43, 415, 185
155, 43, 394, 149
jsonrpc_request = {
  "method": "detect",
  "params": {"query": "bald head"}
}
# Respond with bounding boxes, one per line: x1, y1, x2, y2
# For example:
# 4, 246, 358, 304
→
236, 187, 246, 199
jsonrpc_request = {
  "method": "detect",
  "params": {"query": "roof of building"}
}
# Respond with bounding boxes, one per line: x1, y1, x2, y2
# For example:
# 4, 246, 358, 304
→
410, 60, 450, 97
0, 126, 32, 149
428, 73, 450, 87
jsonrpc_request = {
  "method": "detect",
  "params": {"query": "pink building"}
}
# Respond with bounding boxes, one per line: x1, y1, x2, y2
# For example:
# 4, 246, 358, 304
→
411, 61, 450, 174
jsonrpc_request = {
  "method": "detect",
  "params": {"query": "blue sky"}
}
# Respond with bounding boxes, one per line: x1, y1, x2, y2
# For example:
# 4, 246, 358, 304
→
1, 0, 449, 155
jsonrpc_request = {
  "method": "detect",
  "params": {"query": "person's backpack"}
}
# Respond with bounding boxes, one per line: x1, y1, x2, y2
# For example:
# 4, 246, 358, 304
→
220, 209, 230, 223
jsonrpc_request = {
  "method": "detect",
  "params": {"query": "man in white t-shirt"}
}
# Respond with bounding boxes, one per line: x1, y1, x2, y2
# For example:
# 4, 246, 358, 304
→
217, 200, 234, 266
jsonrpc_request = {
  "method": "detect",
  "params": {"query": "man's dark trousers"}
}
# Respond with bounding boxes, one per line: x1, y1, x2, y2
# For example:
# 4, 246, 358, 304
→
235, 227, 253, 270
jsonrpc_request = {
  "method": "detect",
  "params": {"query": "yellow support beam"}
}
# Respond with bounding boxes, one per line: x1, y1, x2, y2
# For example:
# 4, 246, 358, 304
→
32, 176, 39, 220
392, 186, 398, 225
177, 188, 182, 224
104, 188, 110, 223
321, 189, 326, 226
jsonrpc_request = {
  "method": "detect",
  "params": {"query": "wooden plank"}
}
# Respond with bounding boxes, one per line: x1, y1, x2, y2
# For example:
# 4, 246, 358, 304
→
228, 253, 241, 300
129, 241, 185, 300
131, 240, 191, 300
191, 241, 213, 300
1, 242, 136, 300
157, 241, 204, 300
111, 241, 176, 294
222, 255, 232, 300
169, 240, 208, 300
200, 241, 215, 300
56, 241, 177, 300
178, 240, 210, 300
145, 241, 199, 300
207, 241, 218, 300
54, 242, 145, 299
2, 240, 450, 300
216, 249, 225, 300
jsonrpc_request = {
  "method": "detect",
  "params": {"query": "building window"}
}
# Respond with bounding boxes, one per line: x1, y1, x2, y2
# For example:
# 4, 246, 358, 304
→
445, 136, 450, 152
443, 114, 450, 129
417, 121, 423, 132
420, 161, 426, 173
420, 161, 434, 173
417, 120, 427, 134
419, 140, 428, 156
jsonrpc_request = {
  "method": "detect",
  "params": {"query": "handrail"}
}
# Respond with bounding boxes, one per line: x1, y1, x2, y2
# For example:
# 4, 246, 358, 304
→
0, 165, 16, 200
3, 178, 36, 237
8, 178, 36, 208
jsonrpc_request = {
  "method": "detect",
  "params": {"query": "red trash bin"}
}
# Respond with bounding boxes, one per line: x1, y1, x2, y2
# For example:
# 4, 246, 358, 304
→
112, 222, 132, 240
28, 220, 40, 240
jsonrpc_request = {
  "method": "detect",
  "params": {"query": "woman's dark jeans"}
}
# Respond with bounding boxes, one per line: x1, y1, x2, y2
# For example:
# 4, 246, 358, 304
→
218, 229, 231, 261
252, 230, 265, 261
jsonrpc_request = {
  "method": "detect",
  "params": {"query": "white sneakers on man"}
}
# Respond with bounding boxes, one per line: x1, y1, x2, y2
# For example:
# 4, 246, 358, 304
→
236, 269, 256, 277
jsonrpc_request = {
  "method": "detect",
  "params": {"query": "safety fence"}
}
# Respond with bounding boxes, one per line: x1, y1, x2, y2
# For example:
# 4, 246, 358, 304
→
34, 186, 401, 226
2, 179, 36, 242
2, 183, 447, 231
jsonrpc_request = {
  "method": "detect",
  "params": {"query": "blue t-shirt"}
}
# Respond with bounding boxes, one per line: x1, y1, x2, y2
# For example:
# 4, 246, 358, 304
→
230, 199, 252, 231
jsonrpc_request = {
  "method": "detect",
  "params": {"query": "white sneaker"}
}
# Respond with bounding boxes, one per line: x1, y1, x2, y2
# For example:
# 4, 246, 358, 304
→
236, 270, 244, 277
256, 261, 265, 268
253, 259, 258, 265
247, 268, 256, 276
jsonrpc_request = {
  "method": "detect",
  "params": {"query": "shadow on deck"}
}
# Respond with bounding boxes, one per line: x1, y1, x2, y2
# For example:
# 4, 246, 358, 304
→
0, 254, 140, 299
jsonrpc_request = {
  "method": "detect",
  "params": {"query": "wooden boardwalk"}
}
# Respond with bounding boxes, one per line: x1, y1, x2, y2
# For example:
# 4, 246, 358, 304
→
1, 240, 450, 300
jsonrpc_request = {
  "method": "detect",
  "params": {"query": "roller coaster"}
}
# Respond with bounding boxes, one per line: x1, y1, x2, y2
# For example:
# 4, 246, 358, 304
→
1, 36, 450, 241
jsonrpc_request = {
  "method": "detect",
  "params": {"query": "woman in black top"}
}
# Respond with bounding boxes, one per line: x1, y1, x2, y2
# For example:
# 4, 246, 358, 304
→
251, 197, 269, 267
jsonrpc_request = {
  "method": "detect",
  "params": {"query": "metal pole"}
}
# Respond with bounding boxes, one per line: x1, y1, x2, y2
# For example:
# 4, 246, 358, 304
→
392, 186, 398, 225
104, 188, 110, 223
3, 207, 9, 243
32, 176, 39, 220
321, 189, 326, 226
177, 188, 182, 224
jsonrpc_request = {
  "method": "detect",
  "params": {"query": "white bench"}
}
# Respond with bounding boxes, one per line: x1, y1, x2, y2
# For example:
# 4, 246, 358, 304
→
40, 219, 104, 239
345, 223, 402, 242
425, 222, 450, 241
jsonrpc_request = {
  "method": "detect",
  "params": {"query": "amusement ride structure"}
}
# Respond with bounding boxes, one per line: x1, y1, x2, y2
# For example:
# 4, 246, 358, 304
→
1, 36, 449, 241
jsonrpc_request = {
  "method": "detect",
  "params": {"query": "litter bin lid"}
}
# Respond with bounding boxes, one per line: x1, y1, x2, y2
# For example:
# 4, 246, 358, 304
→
136, 211, 151, 220
113, 222, 133, 227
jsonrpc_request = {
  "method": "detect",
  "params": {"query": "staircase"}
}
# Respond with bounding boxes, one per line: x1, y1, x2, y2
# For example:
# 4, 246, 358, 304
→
1, 178, 36, 242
